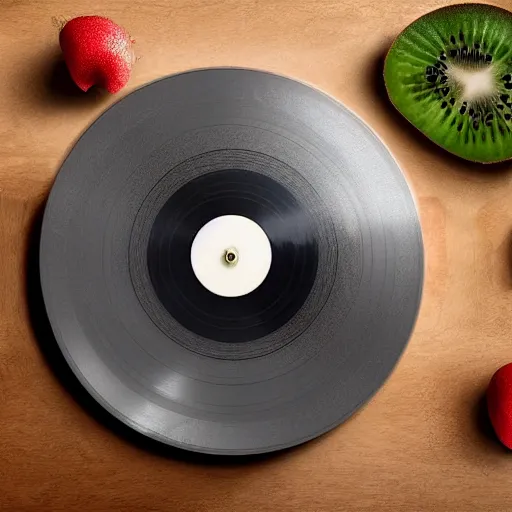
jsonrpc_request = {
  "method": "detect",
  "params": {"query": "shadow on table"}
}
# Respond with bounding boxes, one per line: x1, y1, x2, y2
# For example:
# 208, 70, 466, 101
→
26, 46, 109, 110
25, 202, 298, 466
472, 391, 509, 453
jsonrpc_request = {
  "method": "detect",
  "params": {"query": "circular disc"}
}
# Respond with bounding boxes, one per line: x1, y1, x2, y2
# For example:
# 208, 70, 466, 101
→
40, 69, 424, 455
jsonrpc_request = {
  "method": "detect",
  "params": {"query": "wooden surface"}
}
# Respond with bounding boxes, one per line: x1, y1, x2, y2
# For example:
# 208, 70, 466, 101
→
1, 0, 512, 510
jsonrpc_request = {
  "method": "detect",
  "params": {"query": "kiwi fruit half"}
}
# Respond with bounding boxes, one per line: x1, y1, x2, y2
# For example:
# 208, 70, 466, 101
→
384, 4, 512, 163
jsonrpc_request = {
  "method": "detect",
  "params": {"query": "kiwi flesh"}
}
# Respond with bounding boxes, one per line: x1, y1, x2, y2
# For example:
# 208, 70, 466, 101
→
384, 4, 512, 163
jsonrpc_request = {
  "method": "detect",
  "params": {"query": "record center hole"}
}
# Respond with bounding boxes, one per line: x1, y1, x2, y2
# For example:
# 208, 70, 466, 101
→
224, 247, 239, 266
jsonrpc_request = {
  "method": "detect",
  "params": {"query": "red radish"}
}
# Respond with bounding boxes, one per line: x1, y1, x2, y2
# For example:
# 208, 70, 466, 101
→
487, 363, 512, 448
59, 16, 135, 94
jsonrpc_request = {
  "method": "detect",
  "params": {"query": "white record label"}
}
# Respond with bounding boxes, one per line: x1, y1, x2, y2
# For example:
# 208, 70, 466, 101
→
190, 215, 272, 297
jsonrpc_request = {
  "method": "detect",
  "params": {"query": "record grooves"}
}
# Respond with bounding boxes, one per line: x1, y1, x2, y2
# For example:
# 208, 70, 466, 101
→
40, 69, 424, 455
147, 168, 318, 343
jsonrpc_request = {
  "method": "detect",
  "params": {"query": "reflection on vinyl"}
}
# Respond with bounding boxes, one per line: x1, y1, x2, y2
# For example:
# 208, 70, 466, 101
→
40, 69, 424, 455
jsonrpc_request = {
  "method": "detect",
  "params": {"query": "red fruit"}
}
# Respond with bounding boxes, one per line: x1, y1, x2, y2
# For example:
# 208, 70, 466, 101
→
487, 363, 512, 448
59, 16, 135, 94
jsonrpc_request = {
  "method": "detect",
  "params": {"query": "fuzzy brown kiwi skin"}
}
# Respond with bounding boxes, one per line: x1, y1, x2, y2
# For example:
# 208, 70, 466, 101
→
383, 4, 512, 165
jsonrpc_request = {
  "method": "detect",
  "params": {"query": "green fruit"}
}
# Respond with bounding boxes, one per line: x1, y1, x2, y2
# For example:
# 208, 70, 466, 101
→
384, 4, 512, 163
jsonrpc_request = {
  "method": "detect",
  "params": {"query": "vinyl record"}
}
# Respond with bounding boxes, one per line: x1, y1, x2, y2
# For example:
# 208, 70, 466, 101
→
40, 69, 424, 455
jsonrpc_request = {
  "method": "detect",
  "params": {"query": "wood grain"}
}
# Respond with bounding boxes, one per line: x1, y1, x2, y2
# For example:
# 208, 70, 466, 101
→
1, 0, 512, 510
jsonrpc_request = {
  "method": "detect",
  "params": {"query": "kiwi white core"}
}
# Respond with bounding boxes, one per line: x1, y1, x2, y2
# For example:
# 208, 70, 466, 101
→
448, 65, 496, 102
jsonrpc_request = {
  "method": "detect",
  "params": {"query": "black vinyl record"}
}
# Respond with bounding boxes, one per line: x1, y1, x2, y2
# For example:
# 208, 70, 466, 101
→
40, 69, 424, 455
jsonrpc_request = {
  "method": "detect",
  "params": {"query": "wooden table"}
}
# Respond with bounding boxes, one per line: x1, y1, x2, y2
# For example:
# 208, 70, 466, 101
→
1, 0, 512, 510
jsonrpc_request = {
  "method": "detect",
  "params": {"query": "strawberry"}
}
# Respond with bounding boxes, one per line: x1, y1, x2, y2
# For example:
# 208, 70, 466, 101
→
487, 363, 512, 448
59, 16, 135, 94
